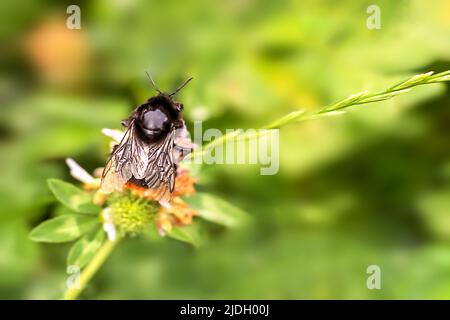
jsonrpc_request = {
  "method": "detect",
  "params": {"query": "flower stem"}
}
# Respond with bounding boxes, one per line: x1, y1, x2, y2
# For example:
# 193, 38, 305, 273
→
63, 238, 120, 300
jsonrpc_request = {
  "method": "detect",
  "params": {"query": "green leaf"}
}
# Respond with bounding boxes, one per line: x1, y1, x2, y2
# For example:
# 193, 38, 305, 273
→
184, 193, 251, 228
67, 227, 105, 268
29, 215, 99, 243
167, 224, 202, 247
47, 179, 99, 214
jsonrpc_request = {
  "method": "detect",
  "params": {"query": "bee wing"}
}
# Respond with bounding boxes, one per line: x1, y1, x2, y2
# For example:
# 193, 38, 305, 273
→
144, 128, 177, 204
128, 124, 150, 179
101, 120, 149, 193
100, 156, 125, 193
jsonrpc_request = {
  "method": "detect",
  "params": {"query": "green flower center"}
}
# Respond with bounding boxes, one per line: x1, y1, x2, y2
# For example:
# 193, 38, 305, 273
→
108, 195, 158, 235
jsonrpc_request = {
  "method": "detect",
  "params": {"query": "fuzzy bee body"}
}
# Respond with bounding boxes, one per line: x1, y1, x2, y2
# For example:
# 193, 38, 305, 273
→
101, 78, 192, 205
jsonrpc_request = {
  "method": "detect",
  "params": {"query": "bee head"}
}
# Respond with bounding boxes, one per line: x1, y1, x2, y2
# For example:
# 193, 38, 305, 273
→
146, 94, 182, 115
134, 100, 172, 142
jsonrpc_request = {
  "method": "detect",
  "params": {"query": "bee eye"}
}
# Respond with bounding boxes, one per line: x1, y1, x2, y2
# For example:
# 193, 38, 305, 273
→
177, 103, 184, 111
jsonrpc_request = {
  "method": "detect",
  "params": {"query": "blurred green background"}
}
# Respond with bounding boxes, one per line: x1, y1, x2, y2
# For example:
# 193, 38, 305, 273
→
1, 0, 450, 299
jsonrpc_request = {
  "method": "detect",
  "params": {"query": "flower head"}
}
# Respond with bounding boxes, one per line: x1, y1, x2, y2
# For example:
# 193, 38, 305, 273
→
65, 158, 100, 190
107, 194, 158, 235
156, 197, 197, 236
101, 208, 117, 241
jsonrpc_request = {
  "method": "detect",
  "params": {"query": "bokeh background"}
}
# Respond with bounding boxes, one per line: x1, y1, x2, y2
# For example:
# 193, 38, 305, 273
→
1, 0, 450, 299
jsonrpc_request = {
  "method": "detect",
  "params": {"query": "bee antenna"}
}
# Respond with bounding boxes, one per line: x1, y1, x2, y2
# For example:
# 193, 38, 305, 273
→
145, 72, 162, 94
169, 77, 193, 97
